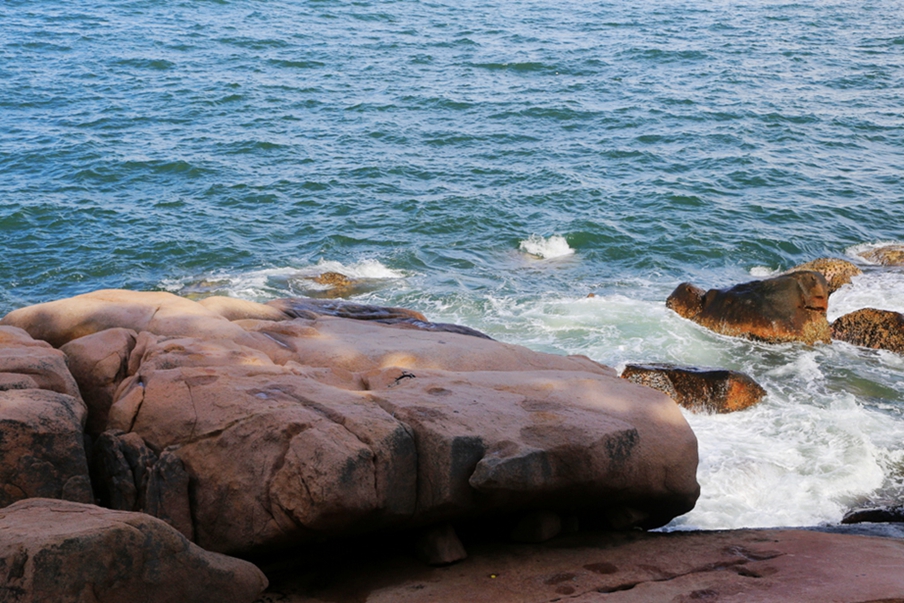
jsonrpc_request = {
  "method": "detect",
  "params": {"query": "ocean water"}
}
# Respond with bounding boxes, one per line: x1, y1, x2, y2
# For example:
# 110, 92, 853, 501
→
2, 0, 903, 531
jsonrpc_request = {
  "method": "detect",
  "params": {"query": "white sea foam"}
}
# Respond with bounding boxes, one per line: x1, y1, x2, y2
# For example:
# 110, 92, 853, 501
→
828, 270, 904, 322
160, 259, 406, 300
518, 234, 574, 259
749, 265, 780, 277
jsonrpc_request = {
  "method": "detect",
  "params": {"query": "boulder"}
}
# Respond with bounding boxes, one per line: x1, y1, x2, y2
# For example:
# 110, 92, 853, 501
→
666, 271, 831, 345
0, 326, 92, 508
786, 257, 861, 295
831, 308, 904, 354
0, 498, 267, 603
842, 505, 904, 524
60, 327, 137, 436
2, 290, 700, 557
621, 364, 766, 413
0, 289, 249, 348
260, 528, 904, 603
857, 244, 904, 266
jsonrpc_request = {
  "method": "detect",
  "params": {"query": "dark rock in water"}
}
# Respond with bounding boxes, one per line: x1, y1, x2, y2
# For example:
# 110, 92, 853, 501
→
857, 244, 904, 266
842, 505, 904, 524
621, 363, 766, 413
310, 271, 356, 287
831, 308, 904, 354
269, 297, 494, 340
786, 258, 862, 295
666, 271, 831, 345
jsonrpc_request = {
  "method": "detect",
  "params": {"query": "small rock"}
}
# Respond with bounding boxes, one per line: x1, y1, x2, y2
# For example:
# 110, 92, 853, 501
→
786, 258, 862, 295
311, 271, 356, 287
622, 364, 767, 413
831, 308, 904, 354
510, 511, 563, 543
842, 505, 904, 524
858, 244, 904, 266
415, 523, 468, 565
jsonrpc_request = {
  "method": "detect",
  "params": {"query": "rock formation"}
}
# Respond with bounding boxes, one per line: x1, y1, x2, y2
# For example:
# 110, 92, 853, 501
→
621, 364, 766, 413
666, 271, 831, 345
831, 308, 904, 354
0, 498, 267, 603
786, 257, 861, 295
857, 244, 904, 266
0, 326, 93, 508
1, 290, 701, 557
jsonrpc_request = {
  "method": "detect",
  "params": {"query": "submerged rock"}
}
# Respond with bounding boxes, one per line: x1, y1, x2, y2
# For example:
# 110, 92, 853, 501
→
786, 257, 861, 295
842, 505, 904, 525
831, 308, 904, 354
666, 271, 831, 345
621, 363, 766, 413
857, 244, 904, 266
0, 498, 267, 603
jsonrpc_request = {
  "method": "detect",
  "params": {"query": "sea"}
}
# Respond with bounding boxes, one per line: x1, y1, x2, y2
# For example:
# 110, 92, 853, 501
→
2, 0, 903, 532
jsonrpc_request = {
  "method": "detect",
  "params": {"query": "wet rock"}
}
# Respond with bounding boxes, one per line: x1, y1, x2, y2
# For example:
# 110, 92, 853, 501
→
666, 271, 831, 345
831, 308, 904, 354
415, 523, 468, 565
61, 327, 138, 436
621, 363, 767, 413
0, 498, 267, 603
857, 244, 904, 266
786, 257, 862, 295
0, 326, 92, 508
842, 505, 904, 524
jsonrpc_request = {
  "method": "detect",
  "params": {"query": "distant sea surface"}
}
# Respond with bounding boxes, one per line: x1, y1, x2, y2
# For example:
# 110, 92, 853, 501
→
2, 0, 904, 530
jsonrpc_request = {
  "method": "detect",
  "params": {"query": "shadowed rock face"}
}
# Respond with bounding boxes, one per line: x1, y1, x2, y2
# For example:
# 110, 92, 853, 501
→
786, 257, 862, 295
621, 364, 766, 414
831, 308, 904, 354
0, 498, 267, 603
0, 326, 93, 509
666, 271, 831, 345
1, 290, 700, 557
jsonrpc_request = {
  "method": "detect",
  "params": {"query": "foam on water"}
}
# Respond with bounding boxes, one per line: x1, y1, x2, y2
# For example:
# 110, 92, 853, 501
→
518, 235, 575, 260
828, 270, 904, 322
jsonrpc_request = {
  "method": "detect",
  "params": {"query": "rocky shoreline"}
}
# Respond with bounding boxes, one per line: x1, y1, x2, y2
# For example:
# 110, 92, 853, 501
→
2, 249, 904, 602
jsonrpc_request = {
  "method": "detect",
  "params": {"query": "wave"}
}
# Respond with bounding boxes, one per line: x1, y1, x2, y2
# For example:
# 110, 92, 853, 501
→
518, 234, 575, 260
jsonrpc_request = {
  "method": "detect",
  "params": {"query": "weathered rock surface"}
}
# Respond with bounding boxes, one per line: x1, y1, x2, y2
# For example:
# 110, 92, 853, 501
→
1, 290, 700, 557
857, 244, 904, 266
0, 498, 267, 603
786, 257, 862, 295
831, 308, 904, 354
666, 271, 831, 345
0, 326, 92, 508
256, 528, 904, 603
621, 364, 767, 414
60, 327, 137, 436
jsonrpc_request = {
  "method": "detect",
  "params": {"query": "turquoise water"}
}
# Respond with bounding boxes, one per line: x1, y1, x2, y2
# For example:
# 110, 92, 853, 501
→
2, 0, 904, 529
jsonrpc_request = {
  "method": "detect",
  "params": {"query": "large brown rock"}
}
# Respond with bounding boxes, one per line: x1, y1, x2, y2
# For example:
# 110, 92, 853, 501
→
2, 291, 700, 557
666, 271, 831, 345
0, 498, 267, 603
857, 244, 904, 266
0, 326, 92, 508
831, 308, 904, 354
786, 257, 862, 295
621, 364, 766, 413
259, 528, 904, 603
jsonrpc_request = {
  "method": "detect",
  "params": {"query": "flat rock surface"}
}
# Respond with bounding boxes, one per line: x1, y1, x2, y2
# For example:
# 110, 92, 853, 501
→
255, 528, 904, 603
